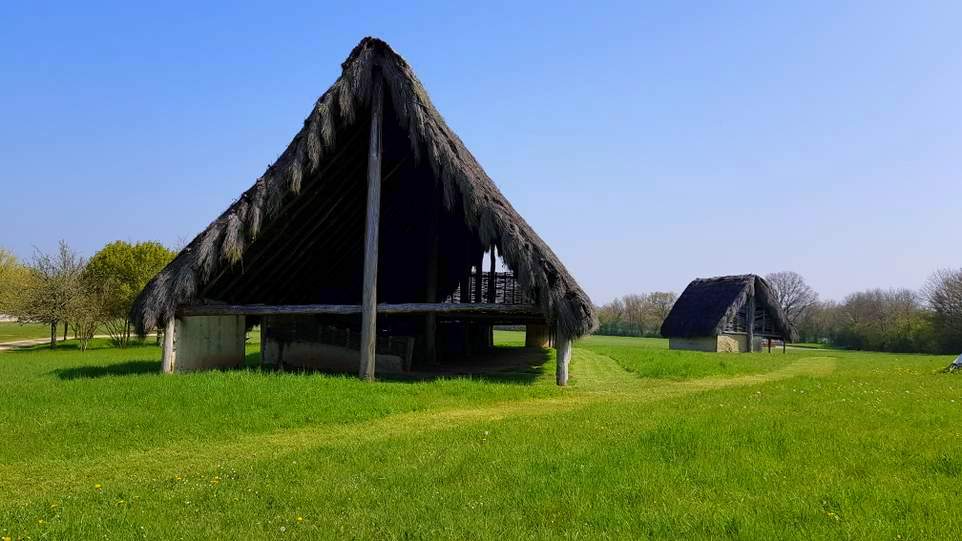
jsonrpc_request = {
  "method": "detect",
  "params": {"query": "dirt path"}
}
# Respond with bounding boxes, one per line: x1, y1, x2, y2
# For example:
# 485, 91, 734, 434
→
0, 348, 836, 502
0, 335, 113, 352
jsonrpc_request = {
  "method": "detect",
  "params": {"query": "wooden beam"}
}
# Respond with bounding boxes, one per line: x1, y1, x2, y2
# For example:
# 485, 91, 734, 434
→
359, 75, 384, 381
178, 303, 543, 317
161, 317, 176, 373
745, 294, 755, 353
556, 327, 571, 386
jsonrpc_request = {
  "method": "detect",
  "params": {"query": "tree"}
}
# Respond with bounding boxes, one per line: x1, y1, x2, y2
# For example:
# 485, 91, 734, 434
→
595, 291, 677, 337
765, 271, 818, 329
923, 268, 962, 353
83, 241, 175, 347
0, 248, 30, 316
17, 241, 86, 349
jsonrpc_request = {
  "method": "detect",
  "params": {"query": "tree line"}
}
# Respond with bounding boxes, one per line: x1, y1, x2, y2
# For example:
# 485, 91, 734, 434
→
0, 241, 174, 350
596, 270, 962, 354
795, 270, 962, 354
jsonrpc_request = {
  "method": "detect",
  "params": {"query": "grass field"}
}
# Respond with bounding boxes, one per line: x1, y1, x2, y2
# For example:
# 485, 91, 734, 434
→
0, 322, 52, 342
2, 332, 961, 539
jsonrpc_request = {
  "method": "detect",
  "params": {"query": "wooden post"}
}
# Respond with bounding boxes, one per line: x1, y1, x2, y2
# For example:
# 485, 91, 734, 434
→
556, 326, 571, 386
487, 248, 496, 303
260, 316, 270, 368
745, 294, 755, 353
359, 75, 384, 381
162, 317, 176, 373
768, 337, 772, 353
474, 255, 484, 303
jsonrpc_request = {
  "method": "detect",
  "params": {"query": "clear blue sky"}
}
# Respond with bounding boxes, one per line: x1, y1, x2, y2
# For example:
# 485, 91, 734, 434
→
1, 1, 960, 304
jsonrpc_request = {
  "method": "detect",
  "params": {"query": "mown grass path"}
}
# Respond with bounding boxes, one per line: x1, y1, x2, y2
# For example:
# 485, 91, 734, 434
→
1, 349, 834, 505
3, 335, 959, 539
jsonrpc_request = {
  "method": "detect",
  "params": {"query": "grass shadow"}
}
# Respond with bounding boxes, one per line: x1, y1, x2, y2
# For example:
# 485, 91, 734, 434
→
52, 360, 161, 380
246, 346, 552, 385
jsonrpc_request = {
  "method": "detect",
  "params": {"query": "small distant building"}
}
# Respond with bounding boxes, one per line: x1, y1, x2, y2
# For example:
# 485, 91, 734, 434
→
660, 275, 794, 352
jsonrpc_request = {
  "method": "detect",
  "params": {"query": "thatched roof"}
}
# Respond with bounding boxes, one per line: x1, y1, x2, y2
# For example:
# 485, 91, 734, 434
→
132, 37, 596, 338
660, 274, 794, 340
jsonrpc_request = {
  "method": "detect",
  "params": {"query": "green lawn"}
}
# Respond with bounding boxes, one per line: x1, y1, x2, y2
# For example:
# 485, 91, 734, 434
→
2, 332, 960, 539
0, 322, 52, 343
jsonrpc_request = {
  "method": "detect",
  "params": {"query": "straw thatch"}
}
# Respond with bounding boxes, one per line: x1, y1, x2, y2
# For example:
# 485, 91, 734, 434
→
660, 274, 794, 340
132, 37, 596, 338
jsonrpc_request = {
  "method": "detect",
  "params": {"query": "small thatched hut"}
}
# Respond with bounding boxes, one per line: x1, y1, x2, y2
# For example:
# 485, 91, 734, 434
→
131, 37, 596, 384
660, 274, 794, 352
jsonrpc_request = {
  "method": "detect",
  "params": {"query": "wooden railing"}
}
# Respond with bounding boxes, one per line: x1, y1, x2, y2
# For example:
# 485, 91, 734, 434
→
444, 271, 531, 305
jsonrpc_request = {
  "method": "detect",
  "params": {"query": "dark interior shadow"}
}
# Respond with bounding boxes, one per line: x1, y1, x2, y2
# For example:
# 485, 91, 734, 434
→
268, 346, 553, 385
52, 360, 161, 380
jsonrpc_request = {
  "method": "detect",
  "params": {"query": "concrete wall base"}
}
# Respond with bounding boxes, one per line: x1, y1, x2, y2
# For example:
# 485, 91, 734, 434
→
174, 315, 246, 372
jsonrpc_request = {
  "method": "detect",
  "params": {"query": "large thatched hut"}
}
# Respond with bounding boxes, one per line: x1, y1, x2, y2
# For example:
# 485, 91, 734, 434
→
660, 275, 793, 352
132, 37, 596, 384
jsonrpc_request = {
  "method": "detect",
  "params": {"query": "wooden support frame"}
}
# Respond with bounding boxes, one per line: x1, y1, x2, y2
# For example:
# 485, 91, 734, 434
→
745, 293, 755, 353
487, 248, 497, 303
178, 303, 543, 317
556, 325, 571, 386
360, 74, 384, 380
161, 317, 176, 373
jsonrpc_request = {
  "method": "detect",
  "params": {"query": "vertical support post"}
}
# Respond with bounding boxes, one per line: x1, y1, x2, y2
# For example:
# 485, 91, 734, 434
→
768, 337, 772, 353
162, 317, 176, 373
474, 254, 484, 303
745, 294, 755, 353
556, 325, 571, 386
487, 247, 497, 303
359, 74, 384, 381
260, 316, 271, 368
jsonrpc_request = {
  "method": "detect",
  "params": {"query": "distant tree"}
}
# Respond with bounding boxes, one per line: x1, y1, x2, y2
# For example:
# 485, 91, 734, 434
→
17, 241, 86, 349
833, 288, 935, 353
645, 291, 677, 328
84, 241, 175, 347
0, 248, 31, 316
595, 291, 677, 337
923, 269, 962, 353
765, 271, 818, 329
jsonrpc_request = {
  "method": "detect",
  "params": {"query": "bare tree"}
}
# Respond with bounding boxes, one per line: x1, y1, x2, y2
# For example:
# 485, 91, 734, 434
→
924, 268, 962, 352
17, 241, 86, 349
765, 271, 818, 328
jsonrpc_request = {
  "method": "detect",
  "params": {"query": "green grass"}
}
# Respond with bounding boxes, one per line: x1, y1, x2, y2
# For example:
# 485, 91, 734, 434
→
2, 332, 961, 539
0, 322, 52, 342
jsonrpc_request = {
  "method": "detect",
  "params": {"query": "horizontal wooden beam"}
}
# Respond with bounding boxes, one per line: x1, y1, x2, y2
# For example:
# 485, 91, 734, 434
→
177, 303, 543, 318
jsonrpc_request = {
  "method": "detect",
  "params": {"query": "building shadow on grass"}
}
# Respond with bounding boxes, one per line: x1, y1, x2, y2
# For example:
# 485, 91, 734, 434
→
253, 346, 553, 385
52, 360, 161, 380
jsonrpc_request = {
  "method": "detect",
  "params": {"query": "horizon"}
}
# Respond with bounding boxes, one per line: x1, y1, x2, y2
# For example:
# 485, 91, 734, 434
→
2, 2, 960, 305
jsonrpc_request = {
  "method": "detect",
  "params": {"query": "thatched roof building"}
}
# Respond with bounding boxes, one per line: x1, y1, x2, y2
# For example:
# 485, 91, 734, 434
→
660, 274, 794, 352
132, 37, 595, 383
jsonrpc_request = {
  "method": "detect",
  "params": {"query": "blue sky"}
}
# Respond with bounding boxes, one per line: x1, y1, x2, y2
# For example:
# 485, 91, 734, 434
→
1, 1, 960, 303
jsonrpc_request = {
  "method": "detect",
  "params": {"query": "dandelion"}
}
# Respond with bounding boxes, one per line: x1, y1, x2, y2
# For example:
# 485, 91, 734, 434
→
297, 516, 304, 523
95, 483, 102, 489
